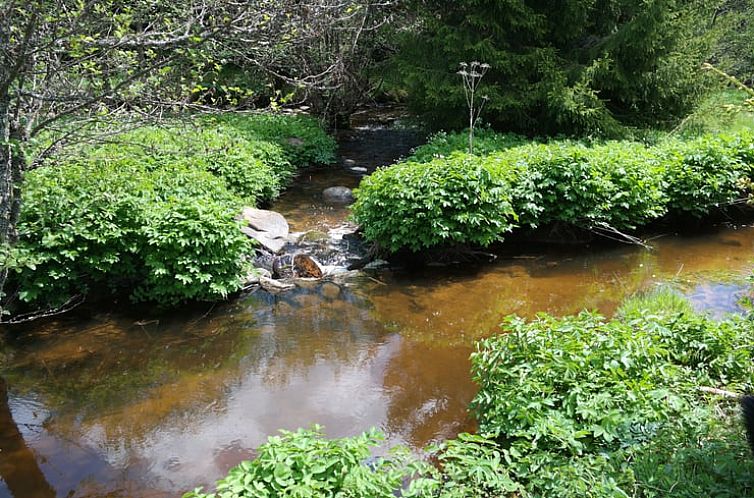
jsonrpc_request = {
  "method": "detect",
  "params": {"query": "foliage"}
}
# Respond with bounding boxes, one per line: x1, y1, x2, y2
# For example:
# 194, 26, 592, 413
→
8, 162, 252, 308
709, 0, 754, 82
79, 123, 290, 204
470, 308, 754, 497
420, 433, 519, 497
505, 141, 668, 229
353, 131, 754, 252
215, 113, 338, 167
56, 113, 337, 204
661, 131, 754, 216
4, 112, 337, 311
408, 129, 528, 163
184, 426, 425, 498
392, 0, 711, 135
615, 288, 695, 318
352, 154, 517, 252
184, 426, 519, 498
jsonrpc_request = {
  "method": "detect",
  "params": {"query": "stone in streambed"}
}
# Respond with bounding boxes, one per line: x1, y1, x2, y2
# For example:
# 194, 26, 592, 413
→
293, 254, 323, 279
241, 208, 289, 236
239, 208, 289, 254
322, 186, 354, 204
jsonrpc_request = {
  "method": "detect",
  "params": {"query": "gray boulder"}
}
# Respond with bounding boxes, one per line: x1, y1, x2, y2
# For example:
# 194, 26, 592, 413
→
322, 186, 354, 204
240, 208, 289, 254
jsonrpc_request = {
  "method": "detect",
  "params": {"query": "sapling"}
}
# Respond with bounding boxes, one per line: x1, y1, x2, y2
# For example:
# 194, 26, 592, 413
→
457, 61, 490, 154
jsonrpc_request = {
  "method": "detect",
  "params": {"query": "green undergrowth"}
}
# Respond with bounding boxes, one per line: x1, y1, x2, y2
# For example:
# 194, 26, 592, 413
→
186, 296, 754, 497
352, 130, 754, 252
5, 113, 335, 310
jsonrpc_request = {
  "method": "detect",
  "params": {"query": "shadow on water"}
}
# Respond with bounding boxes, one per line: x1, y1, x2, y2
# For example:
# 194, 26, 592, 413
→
1, 108, 754, 496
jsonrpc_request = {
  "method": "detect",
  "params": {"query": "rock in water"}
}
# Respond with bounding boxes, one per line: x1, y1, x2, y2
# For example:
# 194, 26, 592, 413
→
241, 208, 289, 236
242, 227, 287, 254
272, 254, 294, 279
239, 208, 289, 254
322, 186, 354, 204
259, 276, 295, 293
293, 254, 323, 278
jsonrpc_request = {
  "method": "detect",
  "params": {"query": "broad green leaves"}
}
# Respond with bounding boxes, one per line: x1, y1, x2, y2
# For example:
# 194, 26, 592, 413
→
353, 130, 754, 252
8, 113, 336, 308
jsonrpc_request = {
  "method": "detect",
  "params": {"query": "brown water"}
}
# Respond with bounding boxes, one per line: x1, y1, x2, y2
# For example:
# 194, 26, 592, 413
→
2, 115, 754, 497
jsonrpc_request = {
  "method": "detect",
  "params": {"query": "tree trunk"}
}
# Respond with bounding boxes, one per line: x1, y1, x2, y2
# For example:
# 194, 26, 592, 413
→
0, 98, 25, 317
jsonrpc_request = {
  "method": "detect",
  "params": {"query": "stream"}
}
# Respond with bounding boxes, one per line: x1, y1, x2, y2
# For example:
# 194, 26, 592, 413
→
2, 111, 754, 497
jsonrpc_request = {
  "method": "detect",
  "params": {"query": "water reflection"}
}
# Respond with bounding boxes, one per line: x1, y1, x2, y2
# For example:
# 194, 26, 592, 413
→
1, 226, 753, 496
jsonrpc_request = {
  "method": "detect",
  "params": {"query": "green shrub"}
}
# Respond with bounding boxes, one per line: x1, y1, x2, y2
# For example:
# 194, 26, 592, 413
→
392, 1, 708, 135
183, 427, 427, 498
8, 112, 337, 310
186, 303, 754, 498
352, 154, 517, 252
472, 312, 691, 456
9, 162, 252, 308
408, 129, 528, 163
470, 309, 754, 497
83, 122, 292, 204
184, 427, 518, 498
616, 288, 695, 319
215, 113, 338, 167
354, 131, 754, 252
661, 134, 754, 217
505, 141, 668, 230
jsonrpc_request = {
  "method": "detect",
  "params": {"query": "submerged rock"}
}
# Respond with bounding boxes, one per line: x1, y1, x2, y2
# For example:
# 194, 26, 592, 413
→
298, 230, 329, 243
320, 282, 342, 299
322, 186, 354, 204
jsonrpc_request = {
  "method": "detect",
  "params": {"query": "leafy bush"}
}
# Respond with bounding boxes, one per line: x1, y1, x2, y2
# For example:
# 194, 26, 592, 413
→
472, 312, 691, 456
9, 162, 252, 308
505, 141, 668, 230
408, 129, 528, 163
661, 134, 754, 216
354, 131, 754, 252
82, 121, 293, 204
184, 427, 423, 498
470, 308, 754, 497
184, 427, 518, 498
215, 113, 337, 167
8, 112, 337, 310
188, 303, 754, 498
352, 154, 517, 252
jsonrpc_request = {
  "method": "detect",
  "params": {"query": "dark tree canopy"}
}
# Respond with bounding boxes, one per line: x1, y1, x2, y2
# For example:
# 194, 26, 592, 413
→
392, 0, 712, 135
